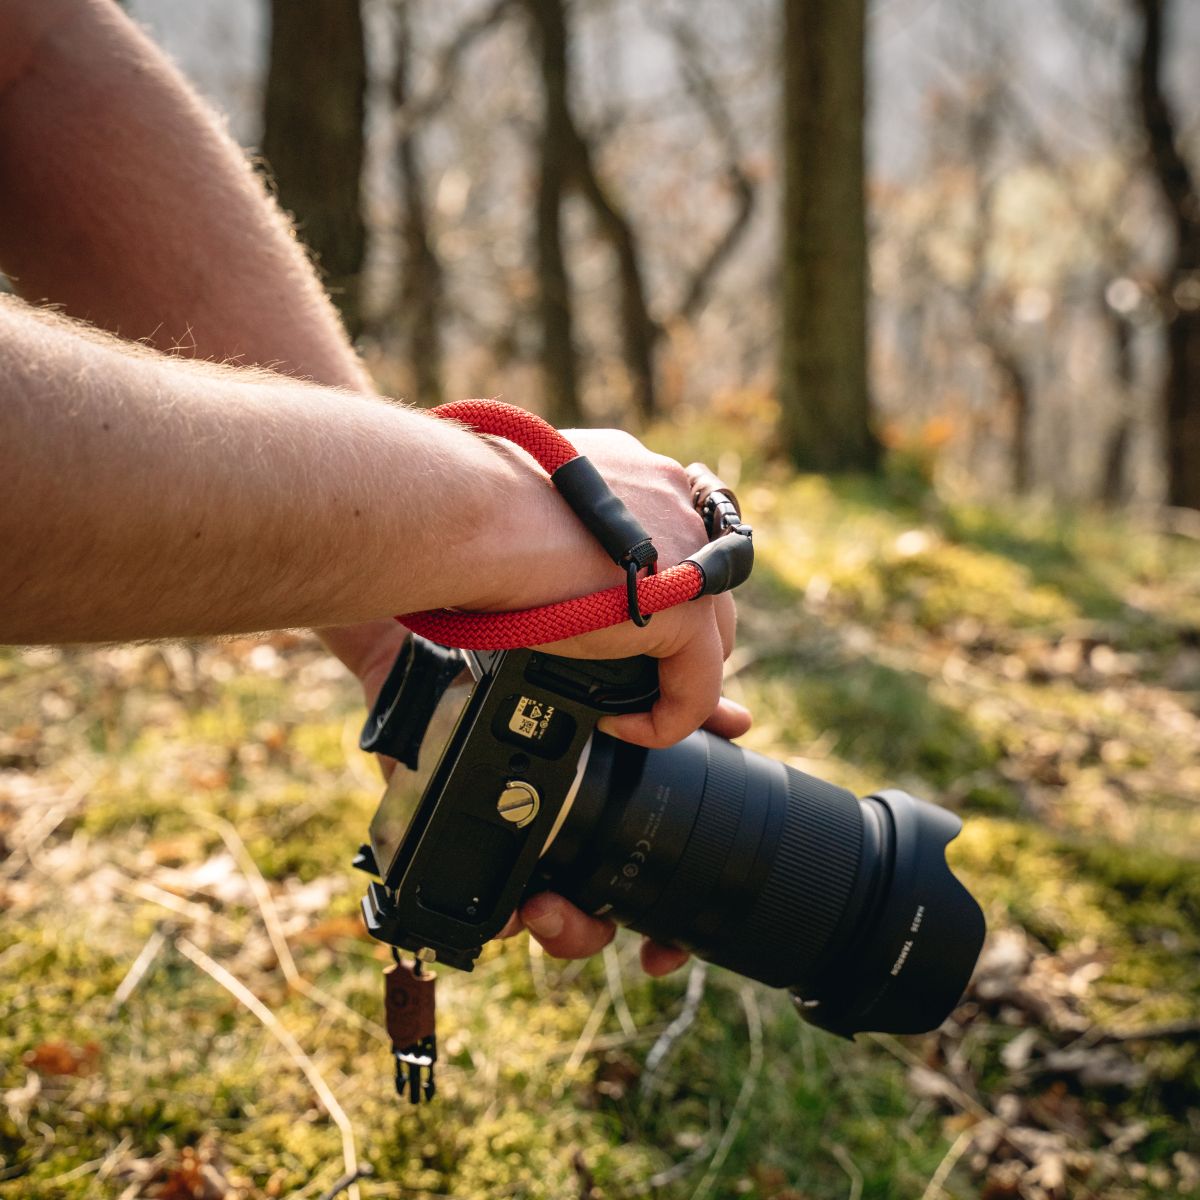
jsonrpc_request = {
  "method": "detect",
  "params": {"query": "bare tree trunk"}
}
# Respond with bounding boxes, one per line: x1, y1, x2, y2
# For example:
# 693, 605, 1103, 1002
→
527, 0, 581, 425
565, 132, 658, 422
262, 0, 367, 339
1131, 0, 1200, 509
1099, 299, 1136, 504
526, 0, 657, 423
779, 0, 878, 472
989, 342, 1034, 493
393, 1, 444, 406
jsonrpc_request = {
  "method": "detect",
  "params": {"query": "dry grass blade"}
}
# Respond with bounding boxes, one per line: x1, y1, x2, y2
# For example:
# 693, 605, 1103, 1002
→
919, 1126, 976, 1200
825, 1140, 864, 1200
108, 926, 168, 1014
174, 936, 365, 1200
641, 960, 708, 1095
689, 984, 763, 1200
203, 813, 389, 1045
604, 942, 638, 1039
0, 768, 95, 879
563, 989, 613, 1080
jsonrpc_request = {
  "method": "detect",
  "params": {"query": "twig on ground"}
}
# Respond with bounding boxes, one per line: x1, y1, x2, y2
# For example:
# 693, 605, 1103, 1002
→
563, 990, 613, 1080
115, 874, 231, 933
869, 1033, 1052, 1168
826, 1140, 864, 1200
688, 985, 763, 1200
203, 814, 389, 1045
313, 1164, 375, 1200
174, 936, 366, 1200
1088, 1018, 1200, 1046
108, 926, 168, 1015
641, 961, 708, 1095
869, 1032, 997, 1126
604, 942, 638, 1040
0, 768, 95, 879
919, 1127, 976, 1200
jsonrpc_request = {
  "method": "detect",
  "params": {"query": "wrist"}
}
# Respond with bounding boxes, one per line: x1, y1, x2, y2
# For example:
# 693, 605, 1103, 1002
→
453, 437, 618, 614
317, 618, 408, 686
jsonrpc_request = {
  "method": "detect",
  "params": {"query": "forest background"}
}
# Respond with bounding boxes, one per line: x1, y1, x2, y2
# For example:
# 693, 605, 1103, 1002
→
1, 1, 1199, 1198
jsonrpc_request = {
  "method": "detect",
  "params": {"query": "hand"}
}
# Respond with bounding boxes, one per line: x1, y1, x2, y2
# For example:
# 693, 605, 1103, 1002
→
325, 428, 753, 976
475, 428, 752, 750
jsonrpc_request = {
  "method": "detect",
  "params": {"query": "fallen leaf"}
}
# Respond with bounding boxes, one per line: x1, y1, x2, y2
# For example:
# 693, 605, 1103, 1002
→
22, 1040, 100, 1077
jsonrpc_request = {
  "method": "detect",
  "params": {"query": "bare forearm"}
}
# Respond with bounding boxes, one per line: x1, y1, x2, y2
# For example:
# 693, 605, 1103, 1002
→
0, 301, 587, 644
0, 0, 367, 391
0, 0, 390, 665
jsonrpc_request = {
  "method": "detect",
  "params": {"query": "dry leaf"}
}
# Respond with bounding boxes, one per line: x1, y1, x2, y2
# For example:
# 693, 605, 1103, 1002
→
22, 1040, 100, 1077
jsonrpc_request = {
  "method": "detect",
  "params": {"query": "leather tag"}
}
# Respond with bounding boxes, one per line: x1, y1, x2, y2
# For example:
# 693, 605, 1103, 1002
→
384, 962, 436, 1051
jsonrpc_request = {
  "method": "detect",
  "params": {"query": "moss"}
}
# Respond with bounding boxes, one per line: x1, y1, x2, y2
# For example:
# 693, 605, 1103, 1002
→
4, 486, 1200, 1199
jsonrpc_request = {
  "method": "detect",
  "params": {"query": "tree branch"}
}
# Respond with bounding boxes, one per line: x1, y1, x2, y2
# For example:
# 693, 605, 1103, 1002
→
660, 14, 758, 325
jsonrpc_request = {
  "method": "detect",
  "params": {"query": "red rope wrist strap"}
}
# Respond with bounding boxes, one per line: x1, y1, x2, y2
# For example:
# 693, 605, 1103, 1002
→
397, 400, 706, 650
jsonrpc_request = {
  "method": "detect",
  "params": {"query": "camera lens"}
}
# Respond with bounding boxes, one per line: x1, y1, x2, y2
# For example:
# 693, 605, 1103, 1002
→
535, 732, 985, 1036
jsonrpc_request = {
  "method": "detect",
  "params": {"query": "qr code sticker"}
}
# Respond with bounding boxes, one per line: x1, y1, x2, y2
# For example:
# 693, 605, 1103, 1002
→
509, 697, 552, 740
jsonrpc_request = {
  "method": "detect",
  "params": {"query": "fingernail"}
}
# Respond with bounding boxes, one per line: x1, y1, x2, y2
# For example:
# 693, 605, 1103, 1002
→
524, 908, 564, 938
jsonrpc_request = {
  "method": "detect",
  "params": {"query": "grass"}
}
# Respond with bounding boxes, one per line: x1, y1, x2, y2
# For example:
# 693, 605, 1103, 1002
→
1, 468, 1198, 1198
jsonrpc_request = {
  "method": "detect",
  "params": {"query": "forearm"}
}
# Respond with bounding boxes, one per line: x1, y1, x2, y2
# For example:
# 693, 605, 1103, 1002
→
0, 0, 389, 665
0, 300, 593, 645
0, 0, 367, 392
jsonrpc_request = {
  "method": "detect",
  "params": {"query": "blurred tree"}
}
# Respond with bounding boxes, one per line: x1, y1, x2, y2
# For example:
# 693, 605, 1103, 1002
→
779, 0, 879, 471
526, 0, 582, 424
262, 0, 367, 339
392, 0, 444, 405
963, 90, 1035, 494
1129, 0, 1200, 509
525, 0, 657, 424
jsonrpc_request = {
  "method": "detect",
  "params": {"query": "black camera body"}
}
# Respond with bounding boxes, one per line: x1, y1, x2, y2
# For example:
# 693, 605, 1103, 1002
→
355, 640, 658, 970
356, 635, 987, 1039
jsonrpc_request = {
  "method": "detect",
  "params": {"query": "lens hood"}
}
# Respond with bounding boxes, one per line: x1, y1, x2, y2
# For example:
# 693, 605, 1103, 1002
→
792, 790, 985, 1037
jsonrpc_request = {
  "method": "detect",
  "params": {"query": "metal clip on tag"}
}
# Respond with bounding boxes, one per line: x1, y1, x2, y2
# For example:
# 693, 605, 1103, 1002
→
384, 951, 438, 1103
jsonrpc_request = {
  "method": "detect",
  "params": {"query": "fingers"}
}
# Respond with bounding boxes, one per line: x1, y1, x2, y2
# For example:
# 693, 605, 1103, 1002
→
702, 695, 752, 739
715, 591, 736, 660
640, 938, 690, 977
503, 898, 691, 977
518, 892, 616, 959
597, 613, 725, 749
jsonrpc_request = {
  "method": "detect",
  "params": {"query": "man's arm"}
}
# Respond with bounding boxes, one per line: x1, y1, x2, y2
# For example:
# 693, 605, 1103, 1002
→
0, 0, 746, 971
0, 0, 370, 386
0, 0, 392, 676
0, 296, 587, 639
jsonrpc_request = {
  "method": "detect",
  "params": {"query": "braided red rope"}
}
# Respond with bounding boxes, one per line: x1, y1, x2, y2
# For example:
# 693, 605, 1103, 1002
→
397, 400, 703, 649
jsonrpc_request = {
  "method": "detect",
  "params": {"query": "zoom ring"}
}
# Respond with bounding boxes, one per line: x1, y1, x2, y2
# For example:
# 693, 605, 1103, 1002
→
713, 767, 864, 988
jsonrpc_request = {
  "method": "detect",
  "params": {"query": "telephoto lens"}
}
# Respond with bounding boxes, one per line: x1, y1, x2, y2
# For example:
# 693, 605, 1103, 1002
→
533, 730, 986, 1036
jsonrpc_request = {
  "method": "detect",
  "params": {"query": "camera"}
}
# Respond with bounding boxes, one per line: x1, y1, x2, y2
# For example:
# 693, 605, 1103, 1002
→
354, 635, 986, 1039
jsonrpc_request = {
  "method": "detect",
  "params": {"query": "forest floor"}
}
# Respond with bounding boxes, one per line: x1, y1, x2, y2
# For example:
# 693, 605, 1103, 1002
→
2, 448, 1199, 1200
